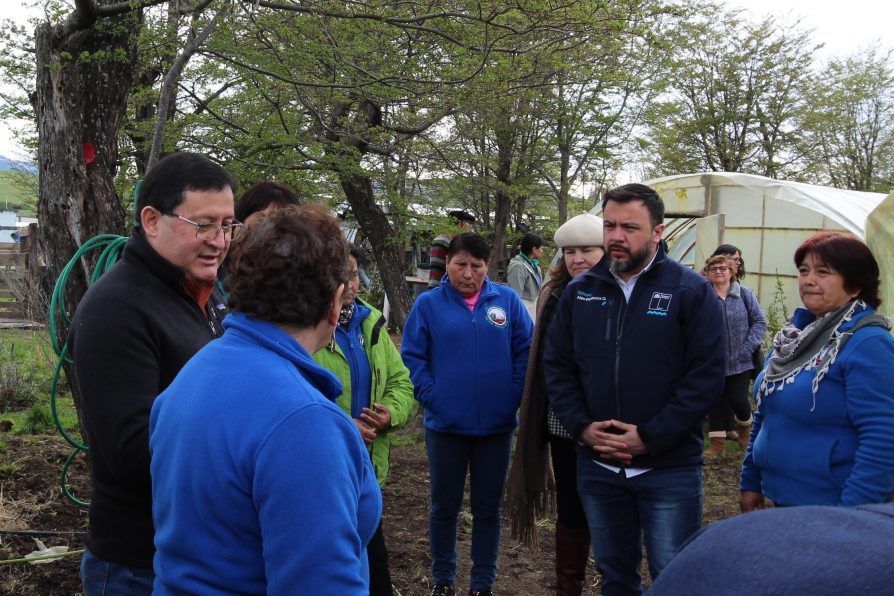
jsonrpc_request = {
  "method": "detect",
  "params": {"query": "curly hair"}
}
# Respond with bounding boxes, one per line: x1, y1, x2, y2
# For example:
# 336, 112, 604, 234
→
226, 205, 349, 327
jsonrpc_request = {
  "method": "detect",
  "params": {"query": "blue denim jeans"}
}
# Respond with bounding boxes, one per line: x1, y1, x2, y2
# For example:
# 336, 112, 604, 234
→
81, 548, 154, 596
425, 428, 514, 591
577, 456, 702, 596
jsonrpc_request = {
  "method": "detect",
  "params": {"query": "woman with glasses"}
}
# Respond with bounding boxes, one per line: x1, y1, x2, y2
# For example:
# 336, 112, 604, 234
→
149, 206, 381, 594
313, 243, 417, 596
703, 254, 767, 457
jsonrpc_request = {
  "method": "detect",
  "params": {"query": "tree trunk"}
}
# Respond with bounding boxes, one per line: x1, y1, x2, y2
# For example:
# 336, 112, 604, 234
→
338, 172, 412, 331
33, 6, 142, 397
488, 124, 513, 278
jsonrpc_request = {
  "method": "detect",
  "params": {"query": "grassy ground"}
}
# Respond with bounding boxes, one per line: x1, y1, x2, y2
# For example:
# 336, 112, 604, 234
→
0, 328, 79, 437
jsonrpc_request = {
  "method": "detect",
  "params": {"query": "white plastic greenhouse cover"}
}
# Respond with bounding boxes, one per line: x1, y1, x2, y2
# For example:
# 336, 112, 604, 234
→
866, 192, 894, 318
646, 172, 887, 238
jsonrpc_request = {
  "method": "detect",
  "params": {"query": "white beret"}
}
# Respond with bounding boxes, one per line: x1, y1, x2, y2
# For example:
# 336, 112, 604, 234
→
554, 213, 604, 249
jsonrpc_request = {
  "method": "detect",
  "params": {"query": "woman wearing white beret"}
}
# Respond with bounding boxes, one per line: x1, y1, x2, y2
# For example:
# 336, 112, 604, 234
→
505, 213, 605, 596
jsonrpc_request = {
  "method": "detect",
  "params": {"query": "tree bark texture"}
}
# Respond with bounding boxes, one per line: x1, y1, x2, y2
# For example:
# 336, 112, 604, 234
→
338, 171, 412, 331
33, 6, 142, 383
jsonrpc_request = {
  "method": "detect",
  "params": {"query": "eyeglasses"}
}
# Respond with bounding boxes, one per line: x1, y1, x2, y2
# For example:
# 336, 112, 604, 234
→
708, 266, 729, 273
163, 212, 243, 242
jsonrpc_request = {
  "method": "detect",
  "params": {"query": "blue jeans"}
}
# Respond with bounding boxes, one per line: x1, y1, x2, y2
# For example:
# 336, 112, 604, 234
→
81, 548, 154, 596
425, 429, 514, 590
576, 457, 702, 596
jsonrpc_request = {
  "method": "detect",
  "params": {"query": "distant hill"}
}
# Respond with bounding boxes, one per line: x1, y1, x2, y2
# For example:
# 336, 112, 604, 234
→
0, 154, 37, 173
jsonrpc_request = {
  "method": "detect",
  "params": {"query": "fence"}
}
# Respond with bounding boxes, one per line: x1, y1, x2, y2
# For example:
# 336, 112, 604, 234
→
0, 242, 25, 320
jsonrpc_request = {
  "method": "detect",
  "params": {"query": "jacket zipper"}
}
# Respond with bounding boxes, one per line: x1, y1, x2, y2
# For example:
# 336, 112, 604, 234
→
614, 299, 627, 421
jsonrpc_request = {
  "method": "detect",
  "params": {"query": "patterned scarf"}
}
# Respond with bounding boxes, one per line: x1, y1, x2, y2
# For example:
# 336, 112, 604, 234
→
758, 300, 863, 409
338, 301, 355, 327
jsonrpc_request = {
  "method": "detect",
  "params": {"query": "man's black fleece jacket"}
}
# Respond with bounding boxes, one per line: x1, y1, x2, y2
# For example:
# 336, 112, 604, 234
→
69, 230, 226, 569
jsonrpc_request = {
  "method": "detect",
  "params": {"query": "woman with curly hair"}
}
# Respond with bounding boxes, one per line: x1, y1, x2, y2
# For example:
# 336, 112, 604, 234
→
149, 205, 381, 594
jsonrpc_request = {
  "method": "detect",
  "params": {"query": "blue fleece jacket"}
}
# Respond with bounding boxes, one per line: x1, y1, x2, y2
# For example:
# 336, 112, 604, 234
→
740, 305, 894, 506
544, 246, 727, 467
150, 312, 381, 594
401, 276, 533, 435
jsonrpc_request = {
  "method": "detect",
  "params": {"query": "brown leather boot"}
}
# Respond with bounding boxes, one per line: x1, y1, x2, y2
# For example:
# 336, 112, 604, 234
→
555, 522, 590, 596
703, 433, 725, 457
736, 416, 753, 450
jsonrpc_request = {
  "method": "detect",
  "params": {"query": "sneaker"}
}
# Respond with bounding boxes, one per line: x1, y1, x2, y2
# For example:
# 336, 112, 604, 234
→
469, 590, 493, 596
430, 583, 456, 596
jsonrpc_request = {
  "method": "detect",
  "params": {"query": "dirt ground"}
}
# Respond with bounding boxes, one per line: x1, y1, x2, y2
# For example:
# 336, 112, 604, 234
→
0, 429, 742, 595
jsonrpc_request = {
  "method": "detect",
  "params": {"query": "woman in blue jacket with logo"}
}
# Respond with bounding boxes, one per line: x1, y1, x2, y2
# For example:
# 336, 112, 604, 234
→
402, 233, 533, 596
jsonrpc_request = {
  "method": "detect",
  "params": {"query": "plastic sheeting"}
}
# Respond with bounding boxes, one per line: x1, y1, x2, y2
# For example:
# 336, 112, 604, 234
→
647, 172, 887, 238
866, 192, 894, 319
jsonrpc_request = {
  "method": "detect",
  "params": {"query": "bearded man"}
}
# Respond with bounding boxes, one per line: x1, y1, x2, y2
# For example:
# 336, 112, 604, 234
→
543, 183, 726, 596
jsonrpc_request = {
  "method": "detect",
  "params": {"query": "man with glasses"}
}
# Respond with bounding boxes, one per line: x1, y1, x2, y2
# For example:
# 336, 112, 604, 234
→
69, 152, 239, 595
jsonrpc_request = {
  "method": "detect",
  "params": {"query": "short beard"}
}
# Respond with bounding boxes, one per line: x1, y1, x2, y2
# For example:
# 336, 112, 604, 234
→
610, 243, 654, 275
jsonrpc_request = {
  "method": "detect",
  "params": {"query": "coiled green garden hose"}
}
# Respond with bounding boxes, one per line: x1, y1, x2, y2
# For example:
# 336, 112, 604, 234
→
48, 234, 128, 506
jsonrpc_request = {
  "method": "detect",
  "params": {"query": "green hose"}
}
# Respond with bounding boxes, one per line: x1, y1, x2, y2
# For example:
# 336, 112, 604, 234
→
48, 234, 128, 507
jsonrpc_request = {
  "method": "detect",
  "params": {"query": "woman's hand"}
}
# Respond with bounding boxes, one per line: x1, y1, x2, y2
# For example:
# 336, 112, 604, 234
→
740, 490, 766, 513
352, 418, 377, 445
359, 403, 392, 432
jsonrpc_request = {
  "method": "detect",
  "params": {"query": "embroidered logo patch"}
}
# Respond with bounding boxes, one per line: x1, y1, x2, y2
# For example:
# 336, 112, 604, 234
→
647, 292, 672, 316
486, 306, 508, 328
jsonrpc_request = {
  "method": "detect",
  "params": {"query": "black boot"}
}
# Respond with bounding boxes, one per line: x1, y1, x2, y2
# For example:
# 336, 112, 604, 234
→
555, 522, 590, 596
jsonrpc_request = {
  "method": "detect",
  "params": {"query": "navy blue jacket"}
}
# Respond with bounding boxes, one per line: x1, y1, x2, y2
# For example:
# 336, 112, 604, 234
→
543, 245, 726, 468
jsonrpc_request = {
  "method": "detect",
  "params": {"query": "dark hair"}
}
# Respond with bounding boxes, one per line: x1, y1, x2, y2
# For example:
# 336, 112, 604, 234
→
447, 232, 490, 262
602, 183, 665, 228
520, 233, 544, 256
235, 181, 301, 223
712, 243, 746, 280
349, 243, 369, 268
227, 205, 349, 327
137, 152, 237, 215
793, 232, 881, 308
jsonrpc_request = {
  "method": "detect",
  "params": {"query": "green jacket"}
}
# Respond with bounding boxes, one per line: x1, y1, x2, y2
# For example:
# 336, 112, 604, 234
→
313, 299, 417, 487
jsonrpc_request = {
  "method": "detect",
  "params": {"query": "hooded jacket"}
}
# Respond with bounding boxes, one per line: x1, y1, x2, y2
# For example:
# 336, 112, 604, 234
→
150, 312, 381, 594
544, 244, 726, 468
314, 299, 417, 487
401, 276, 533, 435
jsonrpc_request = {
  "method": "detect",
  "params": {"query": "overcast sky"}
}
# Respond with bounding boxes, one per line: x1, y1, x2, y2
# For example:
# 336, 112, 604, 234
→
1, 0, 892, 158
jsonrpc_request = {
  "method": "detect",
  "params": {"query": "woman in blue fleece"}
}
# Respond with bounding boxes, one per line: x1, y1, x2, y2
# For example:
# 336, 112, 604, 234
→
150, 205, 381, 594
741, 232, 894, 510
401, 233, 533, 596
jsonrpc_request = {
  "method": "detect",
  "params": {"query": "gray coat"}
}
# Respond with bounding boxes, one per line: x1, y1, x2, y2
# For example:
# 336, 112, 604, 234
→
720, 282, 767, 375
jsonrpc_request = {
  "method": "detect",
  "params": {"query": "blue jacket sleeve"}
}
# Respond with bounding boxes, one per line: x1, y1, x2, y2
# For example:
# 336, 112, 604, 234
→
839, 332, 894, 506
739, 392, 765, 493
255, 404, 381, 593
638, 281, 727, 454
400, 297, 435, 407
507, 290, 534, 402
543, 284, 593, 441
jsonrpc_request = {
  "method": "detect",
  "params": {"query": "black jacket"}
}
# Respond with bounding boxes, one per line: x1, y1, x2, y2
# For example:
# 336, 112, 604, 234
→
69, 230, 226, 568
543, 245, 726, 468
